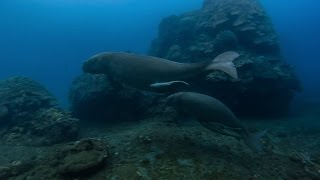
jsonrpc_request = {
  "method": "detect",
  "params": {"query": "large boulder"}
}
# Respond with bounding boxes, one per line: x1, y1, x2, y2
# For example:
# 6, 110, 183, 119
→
0, 77, 79, 145
149, 0, 302, 117
69, 74, 155, 122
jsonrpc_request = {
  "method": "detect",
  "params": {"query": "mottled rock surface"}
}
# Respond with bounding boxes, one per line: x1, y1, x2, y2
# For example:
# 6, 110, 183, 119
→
149, 0, 302, 117
3, 138, 109, 179
0, 77, 79, 146
69, 73, 156, 122
0, 77, 57, 124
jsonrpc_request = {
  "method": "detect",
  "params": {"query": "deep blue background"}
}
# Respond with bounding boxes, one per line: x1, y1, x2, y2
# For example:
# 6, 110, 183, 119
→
0, 0, 319, 106
260, 0, 320, 102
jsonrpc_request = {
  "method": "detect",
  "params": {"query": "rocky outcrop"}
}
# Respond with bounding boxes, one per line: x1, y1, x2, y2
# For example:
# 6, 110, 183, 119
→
200, 0, 280, 54
149, 0, 302, 117
69, 74, 156, 122
0, 77, 79, 145
0, 77, 57, 124
1, 138, 109, 179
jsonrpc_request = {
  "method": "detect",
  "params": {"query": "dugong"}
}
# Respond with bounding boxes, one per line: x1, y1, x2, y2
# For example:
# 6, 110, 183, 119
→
82, 51, 239, 92
166, 92, 267, 152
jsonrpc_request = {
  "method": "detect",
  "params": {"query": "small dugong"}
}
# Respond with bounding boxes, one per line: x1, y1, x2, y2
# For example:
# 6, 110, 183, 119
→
166, 92, 266, 153
82, 51, 239, 92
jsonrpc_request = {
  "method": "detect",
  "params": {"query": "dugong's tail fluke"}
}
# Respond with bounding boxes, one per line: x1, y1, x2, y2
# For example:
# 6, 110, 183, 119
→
205, 51, 240, 79
242, 129, 268, 153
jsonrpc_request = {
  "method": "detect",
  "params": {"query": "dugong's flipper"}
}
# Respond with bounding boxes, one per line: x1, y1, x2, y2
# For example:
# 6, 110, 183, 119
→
205, 51, 239, 79
242, 129, 268, 153
198, 120, 242, 140
150, 81, 190, 93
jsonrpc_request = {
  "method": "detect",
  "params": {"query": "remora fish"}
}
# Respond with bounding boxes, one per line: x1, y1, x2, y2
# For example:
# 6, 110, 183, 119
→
82, 51, 239, 92
166, 92, 267, 152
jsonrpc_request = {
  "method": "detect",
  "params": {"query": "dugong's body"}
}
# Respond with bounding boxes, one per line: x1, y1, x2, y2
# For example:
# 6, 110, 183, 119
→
82, 52, 239, 92
166, 92, 266, 152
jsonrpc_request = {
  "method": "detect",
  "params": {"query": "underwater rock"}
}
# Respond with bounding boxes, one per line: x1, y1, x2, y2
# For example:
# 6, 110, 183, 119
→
0, 160, 35, 180
11, 138, 109, 179
0, 77, 79, 145
0, 76, 57, 124
24, 108, 78, 145
150, 0, 281, 58
201, 0, 280, 53
69, 73, 155, 122
55, 138, 108, 176
213, 30, 238, 53
149, 0, 302, 117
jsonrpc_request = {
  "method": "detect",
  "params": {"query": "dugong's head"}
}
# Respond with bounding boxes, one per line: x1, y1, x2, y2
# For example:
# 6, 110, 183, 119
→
165, 92, 195, 115
82, 53, 110, 74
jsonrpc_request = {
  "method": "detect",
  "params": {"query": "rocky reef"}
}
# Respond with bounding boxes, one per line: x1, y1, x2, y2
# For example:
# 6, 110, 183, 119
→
0, 77, 79, 146
69, 73, 156, 122
149, 0, 302, 117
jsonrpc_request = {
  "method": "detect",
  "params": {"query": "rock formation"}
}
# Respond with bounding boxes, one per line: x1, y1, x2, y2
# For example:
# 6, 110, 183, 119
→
69, 74, 155, 122
149, 0, 302, 116
0, 77, 79, 145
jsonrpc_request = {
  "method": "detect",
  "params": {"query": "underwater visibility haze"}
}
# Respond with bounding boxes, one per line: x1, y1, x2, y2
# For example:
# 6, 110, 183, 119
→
260, 0, 320, 101
0, 0, 319, 105
0, 0, 202, 106
0, 0, 320, 179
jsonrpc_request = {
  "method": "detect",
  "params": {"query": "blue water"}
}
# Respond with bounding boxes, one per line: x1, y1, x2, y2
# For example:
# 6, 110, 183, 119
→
260, 0, 320, 102
0, 0, 319, 106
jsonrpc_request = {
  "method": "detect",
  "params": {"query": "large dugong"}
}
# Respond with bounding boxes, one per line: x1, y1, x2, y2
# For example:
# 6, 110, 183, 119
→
82, 51, 239, 92
166, 92, 266, 152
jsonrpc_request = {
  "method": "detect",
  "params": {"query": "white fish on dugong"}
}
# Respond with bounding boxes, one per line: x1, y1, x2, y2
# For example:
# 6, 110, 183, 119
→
166, 92, 267, 153
82, 51, 239, 92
